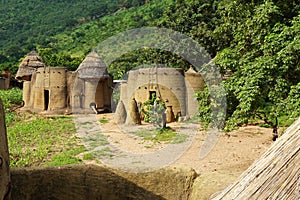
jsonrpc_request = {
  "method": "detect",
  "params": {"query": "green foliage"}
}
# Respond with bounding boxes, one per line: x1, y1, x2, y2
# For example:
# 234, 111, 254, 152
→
45, 146, 86, 167
195, 85, 211, 128
158, 0, 221, 56
0, 0, 146, 72
215, 2, 300, 131
280, 83, 300, 119
83, 153, 95, 160
7, 116, 86, 167
141, 93, 166, 127
1, 0, 299, 132
0, 88, 23, 125
134, 127, 188, 144
99, 117, 109, 124
47, 0, 170, 77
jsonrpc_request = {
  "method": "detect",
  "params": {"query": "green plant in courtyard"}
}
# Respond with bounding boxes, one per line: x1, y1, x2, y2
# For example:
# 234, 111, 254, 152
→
141, 93, 166, 128
134, 127, 188, 144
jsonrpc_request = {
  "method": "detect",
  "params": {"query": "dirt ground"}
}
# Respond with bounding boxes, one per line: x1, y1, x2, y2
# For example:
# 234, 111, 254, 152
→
90, 113, 275, 199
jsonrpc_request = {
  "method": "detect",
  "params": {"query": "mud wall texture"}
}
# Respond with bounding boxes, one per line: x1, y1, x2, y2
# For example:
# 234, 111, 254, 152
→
10, 165, 197, 200
0, 98, 11, 200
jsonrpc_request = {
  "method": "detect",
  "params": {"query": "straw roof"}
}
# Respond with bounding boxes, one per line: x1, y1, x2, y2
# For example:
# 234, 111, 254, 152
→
213, 117, 300, 199
185, 67, 197, 74
16, 51, 45, 79
76, 52, 109, 80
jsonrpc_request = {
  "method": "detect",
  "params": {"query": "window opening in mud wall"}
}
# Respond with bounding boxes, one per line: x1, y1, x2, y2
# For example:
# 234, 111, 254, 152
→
44, 90, 49, 110
149, 91, 157, 100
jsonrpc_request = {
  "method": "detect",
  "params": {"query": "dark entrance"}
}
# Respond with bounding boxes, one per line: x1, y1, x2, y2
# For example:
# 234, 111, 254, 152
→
149, 91, 157, 100
44, 90, 49, 110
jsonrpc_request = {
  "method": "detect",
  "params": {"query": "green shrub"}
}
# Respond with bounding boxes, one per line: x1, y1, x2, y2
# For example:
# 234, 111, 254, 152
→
0, 88, 23, 125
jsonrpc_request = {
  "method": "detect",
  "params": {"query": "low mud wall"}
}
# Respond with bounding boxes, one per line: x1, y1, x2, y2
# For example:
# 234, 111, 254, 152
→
10, 164, 197, 200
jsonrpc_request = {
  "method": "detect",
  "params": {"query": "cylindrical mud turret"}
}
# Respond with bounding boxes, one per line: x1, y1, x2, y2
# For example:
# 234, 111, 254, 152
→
185, 67, 205, 116
33, 67, 68, 112
84, 80, 98, 110
22, 81, 31, 108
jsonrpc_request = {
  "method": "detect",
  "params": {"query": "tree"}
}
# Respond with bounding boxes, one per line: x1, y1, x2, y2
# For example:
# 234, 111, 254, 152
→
215, 2, 300, 135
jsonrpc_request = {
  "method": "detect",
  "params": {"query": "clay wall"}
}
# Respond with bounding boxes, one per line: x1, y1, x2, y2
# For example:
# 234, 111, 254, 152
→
185, 72, 205, 116
33, 67, 68, 112
123, 68, 187, 116
10, 165, 197, 200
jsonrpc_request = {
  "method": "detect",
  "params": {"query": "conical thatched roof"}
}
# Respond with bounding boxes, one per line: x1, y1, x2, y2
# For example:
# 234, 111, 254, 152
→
16, 50, 45, 80
76, 52, 109, 80
213, 117, 300, 199
185, 67, 197, 74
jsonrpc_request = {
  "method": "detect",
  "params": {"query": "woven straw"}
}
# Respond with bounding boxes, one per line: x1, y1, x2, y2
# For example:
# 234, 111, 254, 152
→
76, 52, 109, 79
16, 51, 45, 79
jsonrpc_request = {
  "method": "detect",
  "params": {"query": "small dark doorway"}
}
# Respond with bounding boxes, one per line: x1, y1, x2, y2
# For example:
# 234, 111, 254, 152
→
44, 90, 49, 111
149, 91, 157, 100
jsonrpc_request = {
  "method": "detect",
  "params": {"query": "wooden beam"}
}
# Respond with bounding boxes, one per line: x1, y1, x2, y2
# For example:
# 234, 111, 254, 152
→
213, 117, 300, 199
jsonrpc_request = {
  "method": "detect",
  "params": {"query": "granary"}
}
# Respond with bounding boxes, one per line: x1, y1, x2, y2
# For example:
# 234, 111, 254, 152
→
16, 51, 113, 114
71, 51, 113, 113
116, 67, 204, 124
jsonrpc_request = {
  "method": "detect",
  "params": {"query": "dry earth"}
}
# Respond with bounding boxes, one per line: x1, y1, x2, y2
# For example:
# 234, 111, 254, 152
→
85, 113, 275, 199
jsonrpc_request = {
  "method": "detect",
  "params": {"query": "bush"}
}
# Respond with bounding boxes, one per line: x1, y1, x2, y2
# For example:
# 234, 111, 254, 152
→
0, 88, 23, 125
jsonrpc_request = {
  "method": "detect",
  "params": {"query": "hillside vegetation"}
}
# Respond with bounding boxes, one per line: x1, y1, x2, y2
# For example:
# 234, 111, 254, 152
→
0, 0, 146, 72
0, 0, 299, 132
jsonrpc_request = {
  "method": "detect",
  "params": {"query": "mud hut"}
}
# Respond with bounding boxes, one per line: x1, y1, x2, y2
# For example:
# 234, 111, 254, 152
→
213, 117, 300, 199
72, 51, 113, 113
15, 51, 46, 110
118, 67, 204, 123
16, 51, 113, 114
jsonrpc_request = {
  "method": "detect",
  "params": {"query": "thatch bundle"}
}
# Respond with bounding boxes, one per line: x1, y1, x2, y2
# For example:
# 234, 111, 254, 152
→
213, 117, 300, 200
16, 51, 45, 80
76, 52, 109, 80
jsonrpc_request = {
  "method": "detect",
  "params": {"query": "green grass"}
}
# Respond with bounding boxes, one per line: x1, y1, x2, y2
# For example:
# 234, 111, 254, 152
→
99, 117, 109, 124
83, 153, 95, 160
134, 127, 188, 144
7, 116, 87, 167
82, 133, 109, 148
92, 147, 113, 158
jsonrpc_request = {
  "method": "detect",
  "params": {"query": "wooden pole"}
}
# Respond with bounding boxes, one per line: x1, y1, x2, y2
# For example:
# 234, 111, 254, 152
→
0, 98, 11, 200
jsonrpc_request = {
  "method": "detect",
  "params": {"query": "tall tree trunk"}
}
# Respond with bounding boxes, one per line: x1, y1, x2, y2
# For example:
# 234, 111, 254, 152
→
0, 98, 11, 200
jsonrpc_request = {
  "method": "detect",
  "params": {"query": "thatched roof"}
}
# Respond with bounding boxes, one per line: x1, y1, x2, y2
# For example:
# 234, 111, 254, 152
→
185, 67, 197, 74
213, 117, 300, 199
76, 52, 110, 80
16, 51, 45, 80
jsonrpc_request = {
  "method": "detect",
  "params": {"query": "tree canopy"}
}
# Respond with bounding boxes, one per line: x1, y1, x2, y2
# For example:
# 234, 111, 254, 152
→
0, 0, 299, 132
